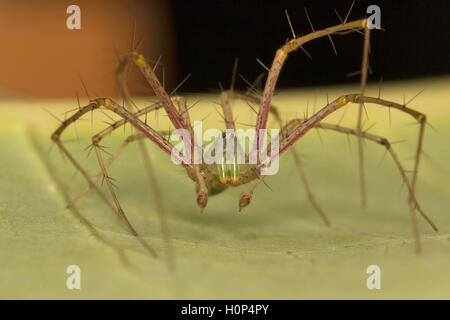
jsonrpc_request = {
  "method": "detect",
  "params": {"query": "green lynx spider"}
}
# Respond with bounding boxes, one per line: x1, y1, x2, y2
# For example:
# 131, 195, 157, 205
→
51, 10, 438, 268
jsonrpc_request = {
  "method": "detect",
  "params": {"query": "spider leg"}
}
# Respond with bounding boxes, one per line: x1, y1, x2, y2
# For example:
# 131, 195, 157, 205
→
116, 51, 188, 133
67, 99, 183, 207
219, 91, 237, 131
163, 96, 209, 212
169, 95, 208, 212
55, 97, 193, 261
92, 98, 194, 264
116, 44, 199, 264
51, 99, 167, 258
240, 117, 437, 253
117, 52, 205, 212
245, 87, 426, 224
252, 93, 431, 246
91, 140, 158, 257
289, 150, 330, 226
39, 131, 128, 265
97, 98, 190, 166
314, 121, 438, 253
253, 18, 367, 152
248, 17, 369, 206
238, 175, 267, 212
51, 102, 121, 215
356, 26, 371, 207
73, 130, 175, 264
67, 131, 170, 207
352, 95, 427, 195
259, 94, 427, 211
259, 94, 425, 175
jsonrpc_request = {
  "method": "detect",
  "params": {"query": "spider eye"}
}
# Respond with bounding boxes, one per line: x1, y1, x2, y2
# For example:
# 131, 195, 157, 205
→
216, 132, 240, 185
217, 161, 239, 186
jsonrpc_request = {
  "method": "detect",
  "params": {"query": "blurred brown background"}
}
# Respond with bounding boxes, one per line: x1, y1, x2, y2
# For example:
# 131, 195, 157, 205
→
0, 0, 176, 98
1, 1, 448, 98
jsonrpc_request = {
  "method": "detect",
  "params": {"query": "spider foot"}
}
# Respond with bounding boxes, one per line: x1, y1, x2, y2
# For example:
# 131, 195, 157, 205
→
197, 191, 208, 214
238, 192, 252, 212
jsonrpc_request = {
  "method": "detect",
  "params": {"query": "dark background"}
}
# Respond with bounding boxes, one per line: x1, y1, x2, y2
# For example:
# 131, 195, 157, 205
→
1, 0, 448, 98
171, 0, 450, 92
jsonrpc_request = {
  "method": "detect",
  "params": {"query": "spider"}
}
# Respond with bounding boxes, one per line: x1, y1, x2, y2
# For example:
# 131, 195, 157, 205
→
51, 11, 437, 269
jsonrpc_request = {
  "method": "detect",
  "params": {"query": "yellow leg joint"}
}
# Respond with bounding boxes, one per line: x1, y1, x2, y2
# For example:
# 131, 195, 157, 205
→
293, 119, 302, 129
337, 96, 349, 108
279, 49, 288, 62
133, 54, 146, 67
362, 19, 367, 28
416, 114, 425, 122
103, 98, 113, 110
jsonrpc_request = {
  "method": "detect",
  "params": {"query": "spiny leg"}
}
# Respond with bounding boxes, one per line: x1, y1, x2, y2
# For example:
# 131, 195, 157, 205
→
260, 94, 427, 181
116, 42, 199, 263
336, 93, 428, 216
350, 95, 427, 209
92, 141, 157, 257
87, 95, 197, 266
329, 93, 427, 204
290, 150, 330, 226
269, 100, 330, 226
248, 93, 432, 219
98, 98, 190, 166
295, 120, 437, 247
320, 94, 427, 206
258, 94, 428, 229
253, 13, 414, 209
35, 130, 129, 266
76, 131, 174, 265
117, 50, 205, 212
67, 100, 176, 207
51, 100, 159, 258
219, 91, 237, 131
241, 116, 437, 252
238, 91, 427, 226
51, 102, 122, 216
74, 98, 190, 258
218, 90, 250, 160
312, 122, 437, 229
248, 15, 369, 205
194, 164, 208, 213
66, 135, 130, 208
171, 95, 209, 211
253, 18, 367, 153
116, 51, 188, 132
257, 94, 433, 243
115, 48, 194, 158
166, 96, 209, 212
356, 25, 371, 207
218, 58, 240, 131
95, 98, 194, 264
313, 121, 438, 253
71, 94, 206, 216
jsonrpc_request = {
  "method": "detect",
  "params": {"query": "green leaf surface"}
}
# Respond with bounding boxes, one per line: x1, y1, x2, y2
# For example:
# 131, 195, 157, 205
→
1, 77, 450, 299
